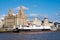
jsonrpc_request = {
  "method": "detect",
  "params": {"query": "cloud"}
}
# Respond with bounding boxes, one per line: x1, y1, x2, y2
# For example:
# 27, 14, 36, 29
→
56, 13, 60, 17
55, 11, 60, 16
0, 14, 6, 20
13, 6, 29, 11
13, 13, 16, 16
26, 13, 49, 20
29, 13, 39, 17
28, 13, 48, 17
0, 17, 4, 20
13, 13, 18, 16
22, 6, 29, 10
0, 13, 19, 20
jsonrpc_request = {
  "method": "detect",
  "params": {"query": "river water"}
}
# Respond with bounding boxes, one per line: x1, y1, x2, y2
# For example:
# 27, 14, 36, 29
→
0, 31, 60, 40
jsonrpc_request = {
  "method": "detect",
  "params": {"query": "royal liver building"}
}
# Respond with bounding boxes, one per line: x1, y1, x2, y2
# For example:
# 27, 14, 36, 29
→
4, 6, 27, 30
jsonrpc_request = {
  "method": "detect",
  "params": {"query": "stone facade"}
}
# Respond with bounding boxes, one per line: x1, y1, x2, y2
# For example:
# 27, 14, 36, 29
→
32, 17, 42, 26
4, 6, 27, 30
0, 19, 3, 28
43, 17, 54, 27
15, 6, 27, 25
4, 9, 15, 29
31, 17, 54, 27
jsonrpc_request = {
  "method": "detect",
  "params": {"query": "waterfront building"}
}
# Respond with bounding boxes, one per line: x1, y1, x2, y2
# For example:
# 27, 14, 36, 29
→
54, 22, 60, 30
32, 17, 42, 26
43, 17, 54, 27
0, 19, 3, 28
27, 17, 54, 27
15, 6, 27, 26
4, 6, 27, 30
4, 9, 15, 30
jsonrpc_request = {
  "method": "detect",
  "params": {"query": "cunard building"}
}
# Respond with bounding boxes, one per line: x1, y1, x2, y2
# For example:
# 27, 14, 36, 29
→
4, 6, 27, 30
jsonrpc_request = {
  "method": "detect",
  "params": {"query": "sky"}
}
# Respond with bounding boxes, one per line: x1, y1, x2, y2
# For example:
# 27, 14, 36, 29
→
0, 0, 60, 22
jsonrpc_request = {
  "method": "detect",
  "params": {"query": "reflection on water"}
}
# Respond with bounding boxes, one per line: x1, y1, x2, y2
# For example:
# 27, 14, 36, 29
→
0, 31, 60, 40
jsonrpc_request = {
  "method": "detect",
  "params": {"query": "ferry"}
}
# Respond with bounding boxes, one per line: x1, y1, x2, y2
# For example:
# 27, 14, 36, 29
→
13, 24, 52, 32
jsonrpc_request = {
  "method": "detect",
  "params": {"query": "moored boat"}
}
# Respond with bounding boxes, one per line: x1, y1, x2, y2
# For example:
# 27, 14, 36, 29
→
13, 24, 53, 32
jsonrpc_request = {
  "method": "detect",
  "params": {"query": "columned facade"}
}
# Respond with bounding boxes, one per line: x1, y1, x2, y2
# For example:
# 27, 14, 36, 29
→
4, 9, 15, 30
15, 6, 27, 25
4, 6, 27, 30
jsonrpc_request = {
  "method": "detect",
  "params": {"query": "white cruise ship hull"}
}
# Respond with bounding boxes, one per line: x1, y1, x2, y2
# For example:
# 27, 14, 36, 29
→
13, 25, 51, 31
